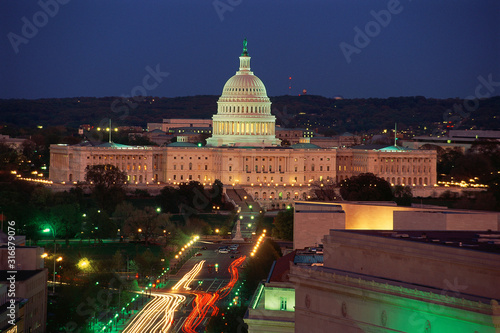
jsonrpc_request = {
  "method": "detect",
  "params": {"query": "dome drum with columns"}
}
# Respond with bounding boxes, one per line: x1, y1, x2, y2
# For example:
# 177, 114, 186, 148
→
206, 40, 281, 147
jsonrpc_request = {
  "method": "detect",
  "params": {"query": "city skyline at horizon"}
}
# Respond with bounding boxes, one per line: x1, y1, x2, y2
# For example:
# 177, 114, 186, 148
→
1, 0, 499, 100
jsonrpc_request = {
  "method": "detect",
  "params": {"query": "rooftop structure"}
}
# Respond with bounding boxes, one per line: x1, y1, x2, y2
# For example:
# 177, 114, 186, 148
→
206, 39, 281, 147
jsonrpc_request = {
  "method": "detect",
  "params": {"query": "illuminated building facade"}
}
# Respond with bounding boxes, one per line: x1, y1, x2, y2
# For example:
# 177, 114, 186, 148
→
290, 230, 500, 333
206, 41, 281, 148
49, 41, 437, 207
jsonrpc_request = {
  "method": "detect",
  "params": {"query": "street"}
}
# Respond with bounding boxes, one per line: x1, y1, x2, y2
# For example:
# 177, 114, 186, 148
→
121, 241, 252, 332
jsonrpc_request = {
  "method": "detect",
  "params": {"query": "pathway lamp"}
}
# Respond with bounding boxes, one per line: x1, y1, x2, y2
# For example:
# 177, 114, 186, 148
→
43, 226, 57, 293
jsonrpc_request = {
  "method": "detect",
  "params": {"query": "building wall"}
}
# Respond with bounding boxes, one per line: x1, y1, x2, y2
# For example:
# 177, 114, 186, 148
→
49, 144, 437, 208
394, 211, 499, 231
340, 202, 406, 229
290, 265, 498, 333
147, 119, 212, 132
293, 202, 500, 249
264, 286, 295, 312
245, 282, 295, 333
0, 247, 45, 270
50, 145, 163, 184
322, 230, 500, 300
294, 202, 345, 249
337, 148, 437, 186
15, 270, 48, 333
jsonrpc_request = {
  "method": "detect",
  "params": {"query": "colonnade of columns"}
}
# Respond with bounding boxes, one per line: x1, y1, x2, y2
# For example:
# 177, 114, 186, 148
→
219, 104, 270, 114
214, 121, 275, 136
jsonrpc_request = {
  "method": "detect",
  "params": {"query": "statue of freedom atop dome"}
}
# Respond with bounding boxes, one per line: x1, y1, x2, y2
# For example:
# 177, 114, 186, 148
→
242, 38, 248, 56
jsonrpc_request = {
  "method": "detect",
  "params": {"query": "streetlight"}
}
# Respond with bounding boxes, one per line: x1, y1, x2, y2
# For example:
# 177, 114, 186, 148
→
43, 226, 57, 293
78, 258, 90, 269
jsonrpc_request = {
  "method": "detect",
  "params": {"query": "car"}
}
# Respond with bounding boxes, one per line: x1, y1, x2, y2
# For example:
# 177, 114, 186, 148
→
229, 244, 239, 250
201, 246, 207, 250
218, 249, 229, 254
195, 252, 202, 256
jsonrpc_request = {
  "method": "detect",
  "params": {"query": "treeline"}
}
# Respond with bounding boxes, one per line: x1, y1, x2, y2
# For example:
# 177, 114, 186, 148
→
1, 95, 499, 135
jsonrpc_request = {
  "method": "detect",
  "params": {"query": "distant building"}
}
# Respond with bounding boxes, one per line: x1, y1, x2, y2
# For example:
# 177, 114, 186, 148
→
404, 129, 500, 151
147, 119, 212, 132
49, 41, 437, 208
0, 134, 25, 151
290, 230, 500, 333
275, 128, 313, 145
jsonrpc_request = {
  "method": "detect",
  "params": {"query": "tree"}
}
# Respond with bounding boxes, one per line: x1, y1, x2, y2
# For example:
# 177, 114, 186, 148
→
184, 217, 210, 236
113, 201, 136, 230
393, 185, 413, 206
85, 164, 127, 190
209, 179, 224, 207
158, 186, 181, 213
178, 181, 210, 215
109, 250, 125, 272
451, 153, 493, 183
51, 203, 82, 245
339, 173, 393, 201
85, 164, 127, 213
0, 142, 21, 172
437, 148, 463, 178
134, 249, 162, 278
124, 207, 171, 245
312, 180, 338, 201
273, 209, 293, 241
84, 208, 114, 241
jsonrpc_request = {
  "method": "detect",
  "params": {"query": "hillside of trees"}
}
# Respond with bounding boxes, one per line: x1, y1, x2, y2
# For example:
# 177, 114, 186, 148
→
1, 95, 499, 136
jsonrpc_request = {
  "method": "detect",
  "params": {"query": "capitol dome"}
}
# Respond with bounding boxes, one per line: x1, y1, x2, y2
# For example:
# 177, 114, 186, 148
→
206, 40, 281, 147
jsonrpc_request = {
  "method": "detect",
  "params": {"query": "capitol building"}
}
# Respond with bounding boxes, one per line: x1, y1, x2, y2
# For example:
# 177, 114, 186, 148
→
49, 41, 437, 208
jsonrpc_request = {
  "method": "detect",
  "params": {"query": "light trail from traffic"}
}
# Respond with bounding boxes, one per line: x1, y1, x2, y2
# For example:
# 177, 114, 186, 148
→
172, 260, 206, 291
217, 255, 245, 299
182, 256, 246, 333
122, 292, 186, 333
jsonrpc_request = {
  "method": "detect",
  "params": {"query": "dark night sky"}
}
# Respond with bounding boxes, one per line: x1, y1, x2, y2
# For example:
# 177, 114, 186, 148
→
1, 0, 499, 99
